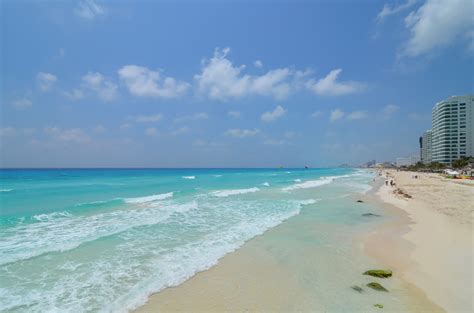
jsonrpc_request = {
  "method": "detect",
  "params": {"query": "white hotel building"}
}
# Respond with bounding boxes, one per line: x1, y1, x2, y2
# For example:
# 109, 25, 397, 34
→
428, 95, 474, 164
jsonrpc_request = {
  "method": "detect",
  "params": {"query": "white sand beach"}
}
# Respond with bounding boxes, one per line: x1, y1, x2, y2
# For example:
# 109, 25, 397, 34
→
366, 170, 474, 313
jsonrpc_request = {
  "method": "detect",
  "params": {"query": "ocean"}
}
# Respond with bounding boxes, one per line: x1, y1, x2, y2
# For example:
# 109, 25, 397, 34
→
0, 168, 388, 312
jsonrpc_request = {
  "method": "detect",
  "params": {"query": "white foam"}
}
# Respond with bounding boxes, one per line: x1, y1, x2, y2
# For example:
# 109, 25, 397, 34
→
282, 174, 352, 192
262, 182, 270, 187
182, 176, 195, 180
0, 189, 12, 192
124, 192, 173, 204
294, 179, 302, 182
282, 178, 333, 191
0, 198, 195, 266
211, 187, 260, 197
297, 199, 321, 205
32, 211, 72, 222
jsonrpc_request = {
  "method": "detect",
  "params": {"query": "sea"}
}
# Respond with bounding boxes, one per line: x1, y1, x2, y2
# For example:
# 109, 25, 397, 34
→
0, 168, 409, 312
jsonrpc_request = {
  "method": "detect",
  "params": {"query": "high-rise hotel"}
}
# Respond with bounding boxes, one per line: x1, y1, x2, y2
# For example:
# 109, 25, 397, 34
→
420, 95, 473, 164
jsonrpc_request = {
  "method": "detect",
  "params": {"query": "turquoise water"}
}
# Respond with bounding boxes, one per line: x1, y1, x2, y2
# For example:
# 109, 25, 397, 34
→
0, 168, 375, 312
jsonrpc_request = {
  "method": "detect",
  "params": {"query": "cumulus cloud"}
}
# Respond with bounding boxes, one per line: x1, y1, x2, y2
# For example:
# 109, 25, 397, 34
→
225, 128, 260, 138
12, 99, 32, 109
307, 69, 365, 96
254, 60, 263, 68
403, 0, 473, 56
261, 105, 287, 122
132, 114, 163, 123
118, 65, 189, 98
74, 0, 105, 19
82, 72, 118, 101
377, 0, 417, 22
346, 111, 368, 120
330, 109, 345, 122
228, 111, 241, 118
37, 72, 57, 91
174, 112, 208, 123
44, 127, 91, 143
382, 104, 399, 119
194, 48, 292, 100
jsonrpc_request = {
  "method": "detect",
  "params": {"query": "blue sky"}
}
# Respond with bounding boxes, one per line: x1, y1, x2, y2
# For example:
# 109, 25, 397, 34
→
1, 0, 473, 167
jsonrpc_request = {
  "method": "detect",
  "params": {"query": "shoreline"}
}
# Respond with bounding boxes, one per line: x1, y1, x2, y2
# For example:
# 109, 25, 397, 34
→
364, 170, 473, 313
134, 171, 445, 312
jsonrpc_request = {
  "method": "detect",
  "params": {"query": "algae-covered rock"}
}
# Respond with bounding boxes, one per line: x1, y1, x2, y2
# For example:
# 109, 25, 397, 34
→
374, 304, 384, 309
356, 200, 364, 203
363, 269, 392, 278
351, 285, 364, 293
362, 213, 381, 217
367, 282, 388, 292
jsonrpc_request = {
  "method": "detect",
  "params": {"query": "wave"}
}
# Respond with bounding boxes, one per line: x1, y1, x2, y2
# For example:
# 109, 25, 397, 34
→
0, 189, 12, 192
211, 187, 260, 197
182, 176, 195, 180
262, 182, 270, 187
32, 211, 72, 222
123, 192, 173, 204
281, 174, 353, 192
294, 179, 302, 182
0, 198, 195, 266
1, 198, 305, 313
297, 199, 321, 205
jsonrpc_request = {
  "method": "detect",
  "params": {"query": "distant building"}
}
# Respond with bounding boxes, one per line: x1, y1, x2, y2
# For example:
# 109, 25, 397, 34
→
396, 155, 420, 167
420, 130, 432, 164
431, 95, 474, 164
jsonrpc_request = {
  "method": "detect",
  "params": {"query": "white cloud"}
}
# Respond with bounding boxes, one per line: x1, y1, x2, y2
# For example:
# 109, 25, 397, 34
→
37, 72, 57, 91
194, 48, 292, 100
64, 89, 85, 100
346, 111, 368, 120
264, 139, 287, 146
377, 0, 417, 22
74, 0, 105, 19
330, 109, 345, 122
382, 104, 399, 119
307, 69, 365, 96
13, 99, 32, 109
82, 72, 118, 101
254, 60, 263, 68
311, 111, 322, 118
403, 0, 473, 56
44, 127, 91, 143
171, 126, 190, 136
225, 128, 260, 138
132, 114, 163, 123
228, 111, 241, 118
120, 123, 132, 130
174, 112, 208, 123
261, 105, 287, 122
145, 127, 158, 137
118, 65, 189, 99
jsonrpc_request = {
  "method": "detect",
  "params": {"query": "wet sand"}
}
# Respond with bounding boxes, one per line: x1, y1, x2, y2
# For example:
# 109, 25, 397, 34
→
135, 178, 441, 313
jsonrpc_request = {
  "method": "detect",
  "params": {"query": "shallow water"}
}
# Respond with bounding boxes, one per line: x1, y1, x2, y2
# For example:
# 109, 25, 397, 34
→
0, 168, 385, 312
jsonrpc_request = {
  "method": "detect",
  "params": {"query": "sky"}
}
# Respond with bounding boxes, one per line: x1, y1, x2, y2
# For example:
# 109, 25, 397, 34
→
1, 0, 473, 168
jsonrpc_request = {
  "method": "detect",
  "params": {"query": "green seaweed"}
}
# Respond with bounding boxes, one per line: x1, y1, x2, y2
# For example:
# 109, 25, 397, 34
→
363, 269, 392, 278
374, 304, 384, 309
367, 282, 388, 292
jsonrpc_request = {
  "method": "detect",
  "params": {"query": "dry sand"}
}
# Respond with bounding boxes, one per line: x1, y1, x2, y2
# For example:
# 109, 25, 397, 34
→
367, 170, 474, 313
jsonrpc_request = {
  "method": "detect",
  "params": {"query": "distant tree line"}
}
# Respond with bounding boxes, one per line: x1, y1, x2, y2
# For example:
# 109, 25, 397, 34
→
404, 156, 473, 171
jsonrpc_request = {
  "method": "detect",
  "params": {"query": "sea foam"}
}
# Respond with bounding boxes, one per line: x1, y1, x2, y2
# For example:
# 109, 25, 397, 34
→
211, 187, 260, 197
124, 192, 173, 204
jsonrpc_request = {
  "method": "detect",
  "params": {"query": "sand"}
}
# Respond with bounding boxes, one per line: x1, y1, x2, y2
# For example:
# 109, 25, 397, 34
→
366, 170, 474, 313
